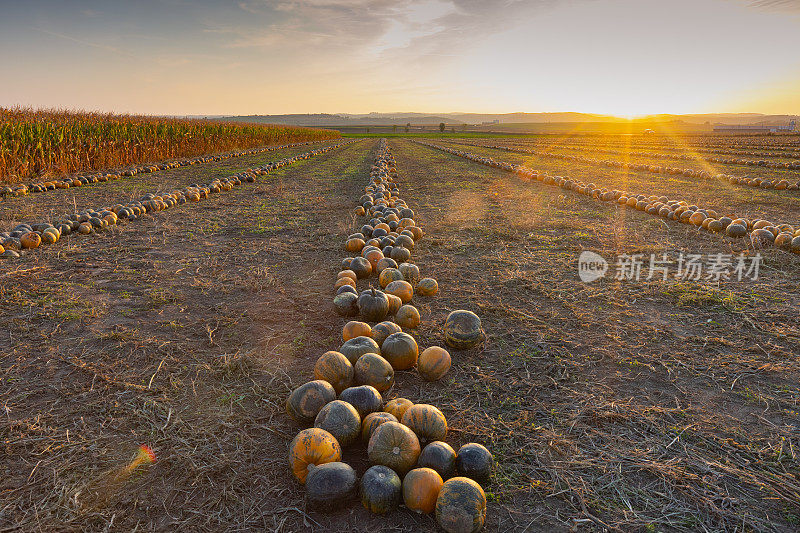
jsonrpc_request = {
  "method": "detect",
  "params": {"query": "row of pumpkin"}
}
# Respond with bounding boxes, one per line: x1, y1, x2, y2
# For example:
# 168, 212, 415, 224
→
418, 141, 800, 255
285, 139, 489, 533
577, 140, 800, 158
446, 140, 800, 192
0, 140, 331, 198
481, 138, 800, 170
0, 141, 354, 259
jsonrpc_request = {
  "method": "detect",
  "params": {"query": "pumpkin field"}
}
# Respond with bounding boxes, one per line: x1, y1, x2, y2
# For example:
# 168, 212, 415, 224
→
2, 133, 800, 532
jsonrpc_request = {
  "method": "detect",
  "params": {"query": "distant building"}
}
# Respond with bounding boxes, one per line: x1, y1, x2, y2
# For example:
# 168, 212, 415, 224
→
481, 120, 500, 125
643, 128, 655, 134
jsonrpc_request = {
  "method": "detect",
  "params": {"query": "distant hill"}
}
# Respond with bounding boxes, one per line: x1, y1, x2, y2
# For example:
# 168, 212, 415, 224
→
212, 112, 797, 127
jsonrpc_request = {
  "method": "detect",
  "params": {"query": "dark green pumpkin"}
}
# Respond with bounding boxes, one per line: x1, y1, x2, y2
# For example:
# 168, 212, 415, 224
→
305, 461, 357, 512
358, 287, 390, 322
340, 336, 381, 365
354, 353, 394, 392
370, 321, 403, 347
286, 380, 336, 424
339, 385, 383, 418
435, 477, 487, 533
444, 310, 483, 350
456, 443, 493, 483
350, 256, 373, 278
333, 292, 359, 317
360, 465, 402, 514
381, 332, 419, 370
419, 441, 457, 479
314, 400, 361, 447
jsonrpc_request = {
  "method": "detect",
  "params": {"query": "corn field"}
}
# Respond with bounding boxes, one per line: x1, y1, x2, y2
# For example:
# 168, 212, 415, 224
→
0, 107, 340, 184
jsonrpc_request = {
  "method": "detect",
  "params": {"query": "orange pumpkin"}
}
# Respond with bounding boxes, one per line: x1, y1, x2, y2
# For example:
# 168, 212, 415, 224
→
395, 304, 421, 329
435, 477, 486, 533
288, 428, 342, 484
386, 294, 402, 315
384, 398, 414, 420
361, 411, 398, 441
370, 321, 402, 346
365, 249, 384, 270
403, 467, 443, 514
418, 347, 451, 381
335, 277, 356, 290
379, 268, 404, 288
314, 351, 354, 394
402, 404, 447, 443
385, 280, 413, 304
346, 238, 366, 253
343, 321, 372, 342
338, 269, 358, 282
417, 278, 438, 297
20, 232, 41, 249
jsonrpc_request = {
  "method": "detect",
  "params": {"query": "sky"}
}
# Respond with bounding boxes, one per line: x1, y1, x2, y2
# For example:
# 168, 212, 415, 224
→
1, 0, 799, 117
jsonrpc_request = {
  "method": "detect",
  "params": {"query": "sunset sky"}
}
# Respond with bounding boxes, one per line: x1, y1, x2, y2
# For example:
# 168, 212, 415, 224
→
1, 0, 799, 116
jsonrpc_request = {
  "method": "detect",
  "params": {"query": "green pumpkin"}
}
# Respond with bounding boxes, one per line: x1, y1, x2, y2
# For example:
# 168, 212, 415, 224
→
443, 310, 483, 350
435, 477, 487, 533
360, 465, 402, 514
358, 287, 390, 322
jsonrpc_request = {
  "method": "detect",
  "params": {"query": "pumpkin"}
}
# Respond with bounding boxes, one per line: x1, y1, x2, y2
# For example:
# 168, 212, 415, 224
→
368, 421, 421, 474
333, 292, 359, 317
726, 223, 747, 238
340, 336, 381, 364
20, 232, 41, 249
408, 226, 423, 241
343, 321, 372, 341
385, 280, 413, 304
358, 288, 390, 322
418, 347, 451, 381
417, 278, 438, 297
435, 477, 487, 533
305, 461, 357, 511
381, 332, 419, 370
398, 263, 421, 287
444, 311, 483, 350
346, 237, 366, 253
364, 248, 384, 270
419, 441, 457, 479
403, 467, 444, 514
354, 353, 395, 392
339, 385, 383, 418
390, 246, 412, 263
395, 305, 421, 329
386, 294, 402, 315
337, 285, 358, 296
350, 256, 373, 278
394, 234, 415, 250
360, 465, 402, 514
314, 400, 361, 447
361, 411, 398, 441
379, 268, 404, 288
402, 404, 447, 443
385, 397, 414, 420
456, 443, 494, 483
286, 380, 336, 424
335, 277, 356, 290
339, 269, 358, 282
370, 321, 403, 347
376, 257, 398, 274
342, 257, 354, 270
288, 428, 342, 484
314, 351, 353, 393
